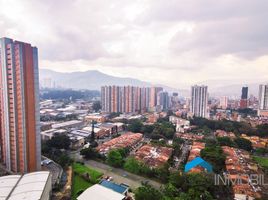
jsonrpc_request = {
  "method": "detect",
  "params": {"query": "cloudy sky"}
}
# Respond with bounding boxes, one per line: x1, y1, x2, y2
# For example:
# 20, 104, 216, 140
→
0, 0, 268, 88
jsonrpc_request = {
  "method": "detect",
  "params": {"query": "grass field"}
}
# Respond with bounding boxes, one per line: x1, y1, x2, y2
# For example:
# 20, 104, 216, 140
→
253, 156, 268, 168
72, 163, 103, 200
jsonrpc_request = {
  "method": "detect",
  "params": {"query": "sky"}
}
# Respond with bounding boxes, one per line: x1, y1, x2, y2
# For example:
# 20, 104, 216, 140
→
0, 0, 268, 89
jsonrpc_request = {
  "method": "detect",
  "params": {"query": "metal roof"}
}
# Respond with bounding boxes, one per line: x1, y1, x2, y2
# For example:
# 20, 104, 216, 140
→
0, 171, 51, 200
0, 175, 21, 200
77, 184, 125, 200
99, 180, 128, 194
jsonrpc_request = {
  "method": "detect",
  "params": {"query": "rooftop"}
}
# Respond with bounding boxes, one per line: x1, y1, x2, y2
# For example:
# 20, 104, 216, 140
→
52, 120, 83, 129
135, 144, 173, 168
77, 184, 125, 200
0, 171, 51, 200
99, 180, 128, 194
97, 132, 143, 154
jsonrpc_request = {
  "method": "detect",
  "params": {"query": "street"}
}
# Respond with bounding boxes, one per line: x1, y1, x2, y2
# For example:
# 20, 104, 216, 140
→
84, 160, 162, 190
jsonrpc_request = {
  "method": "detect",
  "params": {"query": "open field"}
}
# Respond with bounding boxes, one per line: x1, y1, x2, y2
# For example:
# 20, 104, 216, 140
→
253, 156, 268, 168
71, 163, 103, 200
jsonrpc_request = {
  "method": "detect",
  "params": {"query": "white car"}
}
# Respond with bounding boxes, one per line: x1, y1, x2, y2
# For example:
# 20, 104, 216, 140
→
41, 159, 52, 166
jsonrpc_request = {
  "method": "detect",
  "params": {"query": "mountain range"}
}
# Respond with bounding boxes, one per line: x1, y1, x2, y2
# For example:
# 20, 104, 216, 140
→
39, 69, 265, 97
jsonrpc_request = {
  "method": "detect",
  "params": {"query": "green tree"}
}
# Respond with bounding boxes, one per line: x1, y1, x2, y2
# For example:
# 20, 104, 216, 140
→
156, 163, 170, 183
58, 153, 73, 168
124, 157, 141, 174
234, 137, 252, 151
47, 135, 71, 150
169, 173, 187, 190
135, 184, 163, 200
256, 124, 268, 137
117, 148, 129, 158
200, 146, 226, 173
141, 124, 155, 135
107, 150, 124, 167
162, 183, 180, 199
80, 147, 98, 159
127, 119, 143, 133
217, 137, 235, 147
92, 101, 101, 112
255, 148, 268, 155
178, 189, 213, 200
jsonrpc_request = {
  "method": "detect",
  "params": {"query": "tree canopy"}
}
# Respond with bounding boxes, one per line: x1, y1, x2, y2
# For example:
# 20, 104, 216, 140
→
107, 149, 124, 167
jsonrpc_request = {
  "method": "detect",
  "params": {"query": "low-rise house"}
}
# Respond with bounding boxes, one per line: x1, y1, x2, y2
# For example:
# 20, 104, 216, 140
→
186, 142, 206, 173
222, 146, 262, 199
41, 129, 67, 140
83, 126, 109, 139
85, 113, 108, 123
176, 133, 204, 141
40, 122, 53, 131
134, 144, 173, 168
97, 123, 119, 135
215, 130, 236, 139
241, 134, 268, 149
97, 132, 143, 155
169, 116, 190, 133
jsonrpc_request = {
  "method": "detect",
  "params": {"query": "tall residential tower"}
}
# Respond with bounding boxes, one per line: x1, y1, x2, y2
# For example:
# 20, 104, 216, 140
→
101, 85, 164, 113
240, 86, 248, 109
258, 84, 268, 117
190, 85, 208, 118
0, 37, 41, 173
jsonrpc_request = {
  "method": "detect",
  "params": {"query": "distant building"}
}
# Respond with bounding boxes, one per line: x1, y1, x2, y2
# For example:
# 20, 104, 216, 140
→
0, 37, 41, 173
51, 120, 83, 129
169, 116, 190, 133
240, 86, 248, 109
101, 85, 163, 113
258, 84, 268, 117
157, 91, 170, 111
220, 96, 228, 109
85, 113, 108, 123
150, 87, 163, 110
171, 92, 179, 108
190, 85, 208, 118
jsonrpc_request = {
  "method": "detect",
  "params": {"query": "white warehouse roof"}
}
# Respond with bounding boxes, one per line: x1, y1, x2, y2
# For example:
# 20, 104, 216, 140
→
77, 184, 125, 200
0, 175, 21, 200
0, 171, 51, 200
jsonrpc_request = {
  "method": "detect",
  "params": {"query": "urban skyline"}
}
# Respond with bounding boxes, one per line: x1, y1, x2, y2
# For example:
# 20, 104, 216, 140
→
0, 1, 268, 199
0, 0, 268, 88
101, 85, 170, 113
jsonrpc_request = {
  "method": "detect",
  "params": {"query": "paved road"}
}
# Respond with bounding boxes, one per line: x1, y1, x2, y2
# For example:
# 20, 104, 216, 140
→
84, 160, 162, 190
42, 156, 63, 186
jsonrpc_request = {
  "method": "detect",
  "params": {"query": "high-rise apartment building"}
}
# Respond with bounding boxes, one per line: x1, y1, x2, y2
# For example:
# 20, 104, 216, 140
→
258, 84, 268, 117
220, 96, 228, 109
190, 85, 208, 118
240, 86, 248, 109
101, 86, 162, 113
157, 91, 170, 111
0, 37, 41, 173
150, 87, 163, 110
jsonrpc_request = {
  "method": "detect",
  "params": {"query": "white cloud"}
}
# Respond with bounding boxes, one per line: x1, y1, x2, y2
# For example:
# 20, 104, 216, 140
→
0, 0, 268, 89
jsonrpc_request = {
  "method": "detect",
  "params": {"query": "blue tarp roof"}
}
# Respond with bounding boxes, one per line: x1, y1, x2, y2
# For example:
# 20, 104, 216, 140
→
99, 180, 128, 194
